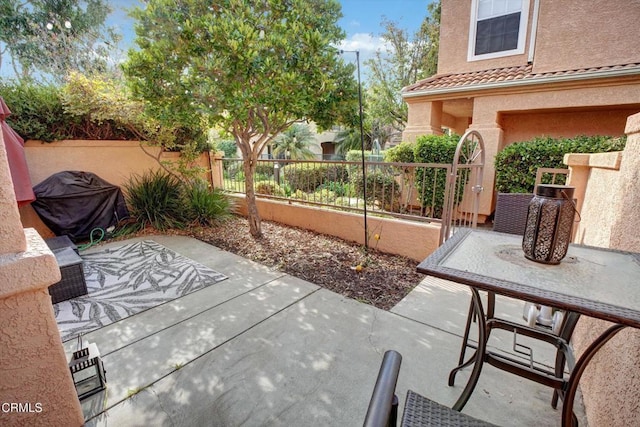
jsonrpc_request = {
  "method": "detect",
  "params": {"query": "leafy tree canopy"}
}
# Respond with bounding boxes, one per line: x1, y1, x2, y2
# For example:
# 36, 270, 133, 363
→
123, 0, 359, 237
0, 0, 122, 83
365, 1, 440, 134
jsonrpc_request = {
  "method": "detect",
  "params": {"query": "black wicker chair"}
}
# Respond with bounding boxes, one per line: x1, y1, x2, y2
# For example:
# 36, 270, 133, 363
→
363, 350, 496, 427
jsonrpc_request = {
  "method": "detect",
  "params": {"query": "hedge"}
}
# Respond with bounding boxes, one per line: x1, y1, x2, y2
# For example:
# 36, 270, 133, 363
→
413, 134, 462, 218
495, 135, 626, 193
0, 83, 76, 141
350, 170, 400, 211
282, 163, 349, 192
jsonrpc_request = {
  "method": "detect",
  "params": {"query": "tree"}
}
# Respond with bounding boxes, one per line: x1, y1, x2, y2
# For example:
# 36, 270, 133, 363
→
0, 0, 122, 83
272, 123, 316, 160
365, 1, 441, 134
124, 0, 358, 238
334, 97, 395, 155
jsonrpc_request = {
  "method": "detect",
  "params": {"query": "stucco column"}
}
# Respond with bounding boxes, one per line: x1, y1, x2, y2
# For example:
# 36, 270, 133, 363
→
210, 151, 225, 189
402, 100, 444, 142
0, 135, 26, 254
0, 133, 84, 426
610, 113, 640, 250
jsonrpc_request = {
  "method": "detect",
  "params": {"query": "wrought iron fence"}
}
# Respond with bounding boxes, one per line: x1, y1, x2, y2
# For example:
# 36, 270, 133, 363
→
220, 131, 485, 245
221, 157, 465, 224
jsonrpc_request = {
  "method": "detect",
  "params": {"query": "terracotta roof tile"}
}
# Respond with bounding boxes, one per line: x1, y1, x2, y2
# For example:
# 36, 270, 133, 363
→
402, 63, 640, 95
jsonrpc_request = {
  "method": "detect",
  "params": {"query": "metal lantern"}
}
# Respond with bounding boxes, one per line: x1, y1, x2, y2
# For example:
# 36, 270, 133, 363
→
522, 184, 576, 264
69, 342, 106, 400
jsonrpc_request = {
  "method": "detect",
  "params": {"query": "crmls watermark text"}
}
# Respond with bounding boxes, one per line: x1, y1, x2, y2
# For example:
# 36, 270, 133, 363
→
1, 402, 43, 413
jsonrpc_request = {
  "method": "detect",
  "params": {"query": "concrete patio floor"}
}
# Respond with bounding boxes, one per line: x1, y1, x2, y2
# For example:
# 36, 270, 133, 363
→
63, 235, 585, 426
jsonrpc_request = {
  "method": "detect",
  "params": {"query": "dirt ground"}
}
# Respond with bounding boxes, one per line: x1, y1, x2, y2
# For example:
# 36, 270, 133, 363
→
159, 216, 426, 310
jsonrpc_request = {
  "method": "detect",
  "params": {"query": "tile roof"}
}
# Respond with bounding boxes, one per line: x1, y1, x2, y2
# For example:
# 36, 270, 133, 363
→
402, 63, 640, 96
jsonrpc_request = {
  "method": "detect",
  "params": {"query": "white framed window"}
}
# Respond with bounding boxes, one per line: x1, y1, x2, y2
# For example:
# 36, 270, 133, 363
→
468, 0, 530, 61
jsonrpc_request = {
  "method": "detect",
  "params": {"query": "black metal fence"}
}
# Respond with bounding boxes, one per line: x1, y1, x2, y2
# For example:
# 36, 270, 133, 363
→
221, 158, 465, 224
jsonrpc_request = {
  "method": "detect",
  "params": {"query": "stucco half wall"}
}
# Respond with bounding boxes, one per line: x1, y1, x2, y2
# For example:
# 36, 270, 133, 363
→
230, 194, 441, 263
23, 140, 212, 188
565, 112, 640, 427
20, 140, 214, 236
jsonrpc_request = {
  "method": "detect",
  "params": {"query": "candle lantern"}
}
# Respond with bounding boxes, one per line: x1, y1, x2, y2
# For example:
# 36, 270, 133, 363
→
69, 341, 106, 400
522, 184, 577, 264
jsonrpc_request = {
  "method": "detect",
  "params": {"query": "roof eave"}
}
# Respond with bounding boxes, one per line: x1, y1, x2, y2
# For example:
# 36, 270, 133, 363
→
401, 67, 640, 99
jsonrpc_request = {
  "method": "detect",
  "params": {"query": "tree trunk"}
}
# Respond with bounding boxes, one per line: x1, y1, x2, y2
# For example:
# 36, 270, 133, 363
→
243, 156, 262, 238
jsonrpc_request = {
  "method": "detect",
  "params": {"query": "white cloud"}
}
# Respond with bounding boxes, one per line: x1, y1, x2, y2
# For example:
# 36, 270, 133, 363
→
338, 33, 387, 55
336, 33, 393, 80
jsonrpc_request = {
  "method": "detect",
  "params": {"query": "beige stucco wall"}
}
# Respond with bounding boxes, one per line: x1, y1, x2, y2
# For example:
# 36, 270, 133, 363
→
0, 133, 84, 426
501, 108, 636, 145
533, 0, 640, 73
230, 195, 441, 263
565, 112, 640, 427
24, 140, 211, 188
438, 0, 640, 75
21, 140, 213, 235
566, 152, 622, 246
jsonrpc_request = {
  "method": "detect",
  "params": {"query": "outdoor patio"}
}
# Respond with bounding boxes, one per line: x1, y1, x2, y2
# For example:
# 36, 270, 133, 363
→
62, 235, 585, 426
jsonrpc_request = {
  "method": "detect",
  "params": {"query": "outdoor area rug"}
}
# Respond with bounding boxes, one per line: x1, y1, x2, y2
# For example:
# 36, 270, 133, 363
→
54, 240, 227, 342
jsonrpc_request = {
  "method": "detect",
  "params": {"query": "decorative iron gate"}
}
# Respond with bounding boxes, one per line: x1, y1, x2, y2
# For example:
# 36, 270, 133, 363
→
439, 130, 485, 244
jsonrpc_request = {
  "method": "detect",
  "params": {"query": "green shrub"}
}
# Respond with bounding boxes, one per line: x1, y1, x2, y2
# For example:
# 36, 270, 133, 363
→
495, 135, 627, 193
413, 134, 461, 218
1, 77, 206, 150
334, 196, 356, 207
124, 170, 186, 230
255, 162, 276, 177
384, 142, 415, 163
254, 180, 285, 196
351, 170, 400, 211
0, 82, 75, 141
282, 163, 349, 192
214, 139, 238, 158
319, 181, 354, 197
226, 162, 244, 179
310, 188, 337, 203
290, 189, 308, 200
345, 150, 371, 162
183, 180, 234, 226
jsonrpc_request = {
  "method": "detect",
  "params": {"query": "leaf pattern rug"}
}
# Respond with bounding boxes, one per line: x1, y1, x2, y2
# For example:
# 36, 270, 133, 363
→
54, 240, 227, 342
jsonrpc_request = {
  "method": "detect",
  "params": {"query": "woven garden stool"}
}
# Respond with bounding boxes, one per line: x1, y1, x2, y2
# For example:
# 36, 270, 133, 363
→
48, 247, 87, 304
363, 350, 496, 427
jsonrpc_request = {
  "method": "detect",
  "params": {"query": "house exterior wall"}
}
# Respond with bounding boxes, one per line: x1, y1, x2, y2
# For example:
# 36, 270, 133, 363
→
438, 0, 640, 75
532, 1, 640, 73
0, 133, 84, 427
403, 77, 640, 219
405, 1, 640, 422
564, 112, 640, 427
438, 0, 533, 74
501, 108, 636, 145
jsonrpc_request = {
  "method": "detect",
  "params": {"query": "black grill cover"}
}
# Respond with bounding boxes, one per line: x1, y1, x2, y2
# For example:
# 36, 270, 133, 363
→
32, 171, 129, 242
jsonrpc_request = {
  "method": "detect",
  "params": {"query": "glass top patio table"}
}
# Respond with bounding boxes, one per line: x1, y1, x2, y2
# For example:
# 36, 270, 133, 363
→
417, 229, 640, 329
417, 228, 640, 426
